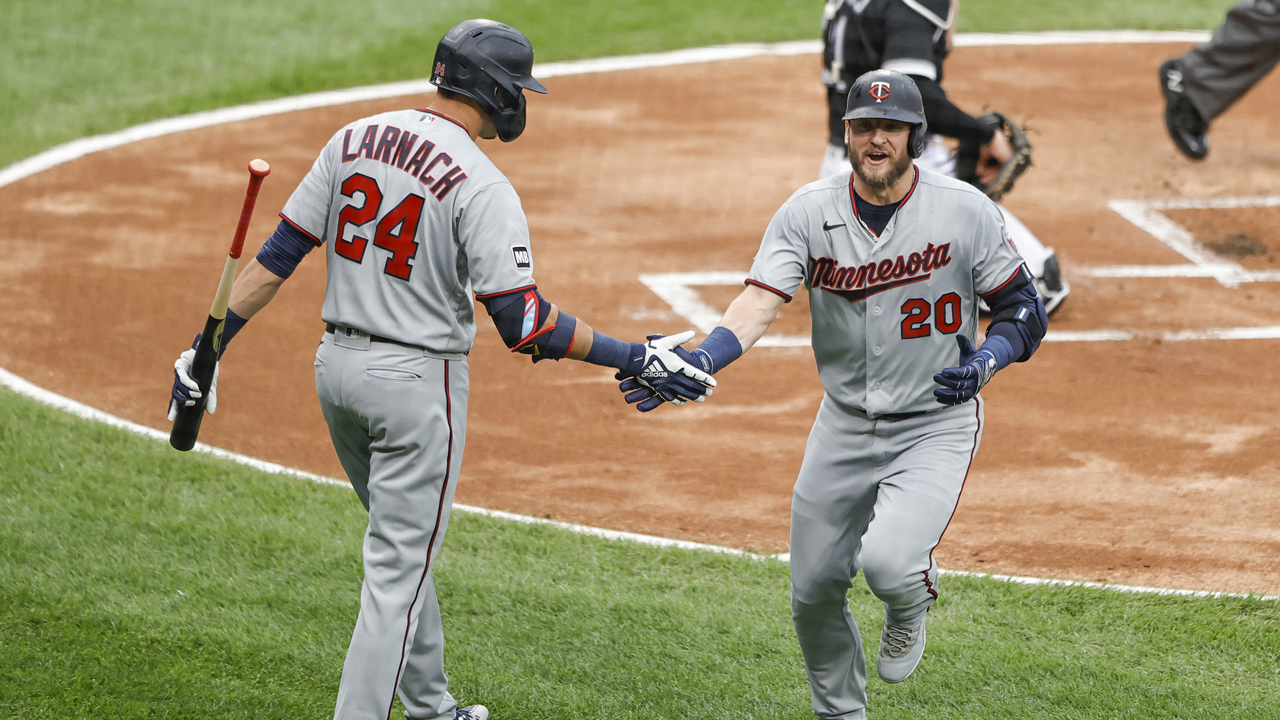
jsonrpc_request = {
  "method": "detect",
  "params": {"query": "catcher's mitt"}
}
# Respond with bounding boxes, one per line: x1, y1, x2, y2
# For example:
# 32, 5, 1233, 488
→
955, 111, 1032, 203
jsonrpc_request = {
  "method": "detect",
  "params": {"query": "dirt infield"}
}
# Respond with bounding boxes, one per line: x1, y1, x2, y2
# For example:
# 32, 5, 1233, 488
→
2, 41, 1279, 595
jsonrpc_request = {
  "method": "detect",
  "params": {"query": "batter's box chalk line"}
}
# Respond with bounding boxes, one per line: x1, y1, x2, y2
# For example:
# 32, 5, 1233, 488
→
0, 365, 1274, 603
640, 195, 1280, 345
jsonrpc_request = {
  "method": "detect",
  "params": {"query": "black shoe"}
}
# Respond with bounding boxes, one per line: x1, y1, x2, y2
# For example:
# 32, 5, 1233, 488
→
1160, 59, 1209, 160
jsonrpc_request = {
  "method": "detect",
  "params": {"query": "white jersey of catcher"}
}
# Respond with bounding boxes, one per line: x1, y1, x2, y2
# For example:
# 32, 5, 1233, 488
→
281, 108, 536, 354
747, 167, 1028, 417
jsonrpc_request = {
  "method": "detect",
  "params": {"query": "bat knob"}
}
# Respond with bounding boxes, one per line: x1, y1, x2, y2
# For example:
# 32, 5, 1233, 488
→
248, 159, 271, 177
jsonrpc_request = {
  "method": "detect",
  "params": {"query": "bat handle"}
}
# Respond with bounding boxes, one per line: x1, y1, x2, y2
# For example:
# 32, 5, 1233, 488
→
169, 315, 223, 451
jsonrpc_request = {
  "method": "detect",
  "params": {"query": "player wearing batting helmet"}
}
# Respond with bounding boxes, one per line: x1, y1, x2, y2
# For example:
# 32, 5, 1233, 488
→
819, 0, 1070, 315
168, 18, 715, 720
622, 69, 1047, 719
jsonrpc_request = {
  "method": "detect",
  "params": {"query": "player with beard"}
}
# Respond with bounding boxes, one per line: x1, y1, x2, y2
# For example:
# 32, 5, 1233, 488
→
818, 0, 1070, 315
619, 69, 1046, 719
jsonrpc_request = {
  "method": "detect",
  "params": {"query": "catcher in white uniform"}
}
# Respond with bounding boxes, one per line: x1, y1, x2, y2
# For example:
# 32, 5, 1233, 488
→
167, 19, 713, 720
623, 70, 1047, 719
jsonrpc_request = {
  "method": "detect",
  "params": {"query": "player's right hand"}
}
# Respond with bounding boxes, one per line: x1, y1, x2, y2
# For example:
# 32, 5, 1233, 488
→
168, 341, 219, 422
616, 331, 715, 412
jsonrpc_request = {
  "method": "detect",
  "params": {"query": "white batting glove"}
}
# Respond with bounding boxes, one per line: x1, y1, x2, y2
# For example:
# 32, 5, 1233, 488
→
167, 348, 219, 422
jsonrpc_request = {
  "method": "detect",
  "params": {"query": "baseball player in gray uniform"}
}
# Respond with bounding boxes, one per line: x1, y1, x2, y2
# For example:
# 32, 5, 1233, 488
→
622, 70, 1046, 719
1160, 0, 1280, 160
818, 0, 1070, 315
168, 19, 713, 720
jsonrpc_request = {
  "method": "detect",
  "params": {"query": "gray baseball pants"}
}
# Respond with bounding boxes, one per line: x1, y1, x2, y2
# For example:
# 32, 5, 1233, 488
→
790, 395, 983, 720
315, 330, 469, 720
1181, 0, 1280, 121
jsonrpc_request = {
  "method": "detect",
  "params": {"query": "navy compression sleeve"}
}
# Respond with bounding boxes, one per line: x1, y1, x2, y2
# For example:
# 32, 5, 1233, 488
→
256, 220, 317, 279
689, 327, 743, 375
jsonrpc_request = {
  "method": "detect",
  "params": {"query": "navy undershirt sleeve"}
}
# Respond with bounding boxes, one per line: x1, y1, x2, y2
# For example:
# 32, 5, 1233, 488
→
256, 220, 317, 279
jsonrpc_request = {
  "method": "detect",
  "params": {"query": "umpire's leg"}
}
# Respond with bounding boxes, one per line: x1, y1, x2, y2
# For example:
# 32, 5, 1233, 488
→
1181, 0, 1280, 121
790, 396, 879, 720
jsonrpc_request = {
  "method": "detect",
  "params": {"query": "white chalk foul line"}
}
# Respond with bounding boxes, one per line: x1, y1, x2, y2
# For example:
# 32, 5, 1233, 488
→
2, 365, 1273, 602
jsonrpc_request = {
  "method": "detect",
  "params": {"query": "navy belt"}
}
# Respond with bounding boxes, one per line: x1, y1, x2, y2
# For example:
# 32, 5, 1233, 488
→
326, 323, 424, 351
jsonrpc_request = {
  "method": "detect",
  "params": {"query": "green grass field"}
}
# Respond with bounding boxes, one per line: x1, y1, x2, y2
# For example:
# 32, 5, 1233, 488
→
2, 386, 1278, 719
2, 0, 1273, 718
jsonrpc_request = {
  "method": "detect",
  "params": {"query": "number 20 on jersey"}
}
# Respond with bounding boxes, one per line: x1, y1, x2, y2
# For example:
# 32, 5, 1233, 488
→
900, 293, 961, 339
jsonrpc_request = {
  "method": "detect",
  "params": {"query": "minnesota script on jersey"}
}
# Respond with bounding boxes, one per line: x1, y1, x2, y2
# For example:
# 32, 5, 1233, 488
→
747, 168, 1027, 416
281, 109, 536, 353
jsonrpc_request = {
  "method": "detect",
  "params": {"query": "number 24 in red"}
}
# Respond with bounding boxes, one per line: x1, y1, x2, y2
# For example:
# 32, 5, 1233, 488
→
335, 173, 424, 281
900, 293, 962, 339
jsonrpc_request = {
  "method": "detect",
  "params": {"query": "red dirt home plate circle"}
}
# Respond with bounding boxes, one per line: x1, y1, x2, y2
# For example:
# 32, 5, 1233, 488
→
0, 41, 1278, 595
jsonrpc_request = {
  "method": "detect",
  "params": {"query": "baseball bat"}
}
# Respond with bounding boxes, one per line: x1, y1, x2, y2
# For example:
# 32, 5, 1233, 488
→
170, 159, 271, 451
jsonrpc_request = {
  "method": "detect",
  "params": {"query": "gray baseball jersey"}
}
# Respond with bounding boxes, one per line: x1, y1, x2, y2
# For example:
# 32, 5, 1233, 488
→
283, 107, 538, 719
281, 108, 536, 353
748, 165, 1029, 720
747, 167, 1026, 417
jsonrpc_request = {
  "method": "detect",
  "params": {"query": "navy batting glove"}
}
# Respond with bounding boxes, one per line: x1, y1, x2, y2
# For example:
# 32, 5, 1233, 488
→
614, 334, 715, 411
932, 334, 997, 405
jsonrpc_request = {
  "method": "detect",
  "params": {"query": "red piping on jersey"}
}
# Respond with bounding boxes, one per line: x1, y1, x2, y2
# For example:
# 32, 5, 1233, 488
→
922, 397, 982, 601
475, 284, 538, 301
278, 212, 322, 246
387, 360, 454, 720
745, 279, 793, 302
419, 108, 469, 134
848, 166, 919, 238
979, 265, 1030, 299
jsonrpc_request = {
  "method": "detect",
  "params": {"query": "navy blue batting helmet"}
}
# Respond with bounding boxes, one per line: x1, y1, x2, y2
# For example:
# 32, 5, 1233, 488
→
431, 19, 548, 142
844, 69, 928, 158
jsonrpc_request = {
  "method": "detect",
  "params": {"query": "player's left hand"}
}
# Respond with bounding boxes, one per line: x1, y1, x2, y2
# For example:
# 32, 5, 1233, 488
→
932, 335, 996, 405
167, 337, 219, 422
616, 331, 715, 412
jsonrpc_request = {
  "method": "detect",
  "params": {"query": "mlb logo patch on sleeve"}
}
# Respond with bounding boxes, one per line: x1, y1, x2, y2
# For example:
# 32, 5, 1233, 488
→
513, 246, 531, 268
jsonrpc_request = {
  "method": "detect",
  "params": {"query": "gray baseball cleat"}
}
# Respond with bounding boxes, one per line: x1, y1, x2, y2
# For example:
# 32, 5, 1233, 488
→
456, 705, 490, 720
876, 615, 927, 683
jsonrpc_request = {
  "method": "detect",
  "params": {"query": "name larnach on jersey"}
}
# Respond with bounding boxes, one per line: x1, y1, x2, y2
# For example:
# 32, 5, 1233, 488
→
340, 122, 468, 201
809, 242, 953, 302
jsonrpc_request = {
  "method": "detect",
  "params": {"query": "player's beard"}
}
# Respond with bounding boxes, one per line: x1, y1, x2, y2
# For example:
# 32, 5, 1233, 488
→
851, 146, 913, 190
